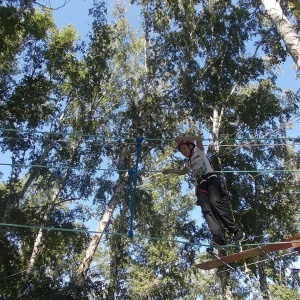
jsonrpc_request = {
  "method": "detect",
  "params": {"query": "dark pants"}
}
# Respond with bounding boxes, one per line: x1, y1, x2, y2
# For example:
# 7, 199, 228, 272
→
197, 174, 239, 245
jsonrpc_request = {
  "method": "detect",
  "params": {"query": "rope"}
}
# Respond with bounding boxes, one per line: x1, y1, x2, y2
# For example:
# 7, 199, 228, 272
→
0, 163, 299, 174
1, 222, 299, 249
0, 270, 27, 281
217, 156, 236, 222
0, 222, 206, 247
212, 223, 300, 295
217, 155, 252, 285
0, 162, 127, 172
2, 134, 300, 148
238, 242, 254, 295
2, 138, 300, 148
216, 251, 299, 275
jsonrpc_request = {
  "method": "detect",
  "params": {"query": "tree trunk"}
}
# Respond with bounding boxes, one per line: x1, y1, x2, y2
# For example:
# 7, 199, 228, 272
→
74, 176, 127, 284
26, 201, 57, 274
211, 108, 223, 153
16, 189, 59, 299
258, 261, 270, 299
261, 0, 300, 68
17, 139, 81, 298
211, 107, 234, 299
2, 118, 68, 224
107, 204, 128, 299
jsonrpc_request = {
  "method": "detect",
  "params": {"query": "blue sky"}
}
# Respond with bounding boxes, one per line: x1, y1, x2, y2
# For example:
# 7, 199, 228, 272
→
52, 0, 299, 92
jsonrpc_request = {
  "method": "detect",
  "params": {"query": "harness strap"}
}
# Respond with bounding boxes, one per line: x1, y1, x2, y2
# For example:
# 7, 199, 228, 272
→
207, 174, 217, 180
198, 188, 209, 194
217, 155, 236, 221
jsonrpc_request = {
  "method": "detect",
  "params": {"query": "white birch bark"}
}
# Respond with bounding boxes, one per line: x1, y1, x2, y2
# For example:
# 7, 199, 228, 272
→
261, 0, 300, 68
74, 176, 127, 284
211, 107, 236, 299
26, 198, 57, 274
211, 107, 224, 153
16, 137, 84, 298
16, 189, 59, 299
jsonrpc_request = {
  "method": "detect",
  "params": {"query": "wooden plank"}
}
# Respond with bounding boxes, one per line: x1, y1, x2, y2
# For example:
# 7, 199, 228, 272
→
292, 242, 300, 253
196, 258, 226, 270
284, 234, 300, 242
196, 234, 300, 270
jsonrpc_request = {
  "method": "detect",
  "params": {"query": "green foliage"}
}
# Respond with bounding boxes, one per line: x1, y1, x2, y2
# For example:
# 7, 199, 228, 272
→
281, 0, 300, 30
0, 0, 299, 299
45, 25, 78, 77
0, 235, 22, 297
269, 283, 300, 300
5, 75, 53, 127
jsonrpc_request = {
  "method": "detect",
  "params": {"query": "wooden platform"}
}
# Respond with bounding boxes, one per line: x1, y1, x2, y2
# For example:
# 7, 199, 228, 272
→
195, 234, 300, 270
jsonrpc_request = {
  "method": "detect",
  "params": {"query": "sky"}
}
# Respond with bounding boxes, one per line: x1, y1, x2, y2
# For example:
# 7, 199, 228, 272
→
51, 0, 299, 90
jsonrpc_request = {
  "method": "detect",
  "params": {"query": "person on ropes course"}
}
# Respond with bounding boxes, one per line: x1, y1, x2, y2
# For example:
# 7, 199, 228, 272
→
162, 135, 245, 249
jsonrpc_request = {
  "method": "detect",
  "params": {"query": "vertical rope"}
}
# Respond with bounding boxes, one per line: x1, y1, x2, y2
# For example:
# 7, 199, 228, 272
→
217, 155, 236, 222
128, 137, 144, 238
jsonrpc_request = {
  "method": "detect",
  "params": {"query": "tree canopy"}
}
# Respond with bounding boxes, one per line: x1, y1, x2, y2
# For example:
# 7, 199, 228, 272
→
0, 0, 299, 299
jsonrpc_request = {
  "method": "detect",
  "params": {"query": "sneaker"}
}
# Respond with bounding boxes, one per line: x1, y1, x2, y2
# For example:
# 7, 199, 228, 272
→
212, 238, 225, 246
208, 241, 227, 257
233, 230, 245, 242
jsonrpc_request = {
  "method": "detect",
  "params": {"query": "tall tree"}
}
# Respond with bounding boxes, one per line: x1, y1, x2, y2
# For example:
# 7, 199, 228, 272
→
260, 0, 300, 69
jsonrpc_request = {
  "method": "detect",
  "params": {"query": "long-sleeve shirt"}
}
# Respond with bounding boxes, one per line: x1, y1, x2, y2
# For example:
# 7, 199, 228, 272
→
185, 146, 214, 176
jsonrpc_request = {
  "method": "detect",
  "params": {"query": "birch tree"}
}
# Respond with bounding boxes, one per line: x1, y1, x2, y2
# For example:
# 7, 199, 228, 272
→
72, 0, 300, 297
261, 0, 300, 68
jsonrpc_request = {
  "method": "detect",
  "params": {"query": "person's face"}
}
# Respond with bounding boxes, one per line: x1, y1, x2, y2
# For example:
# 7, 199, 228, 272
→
179, 144, 192, 158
